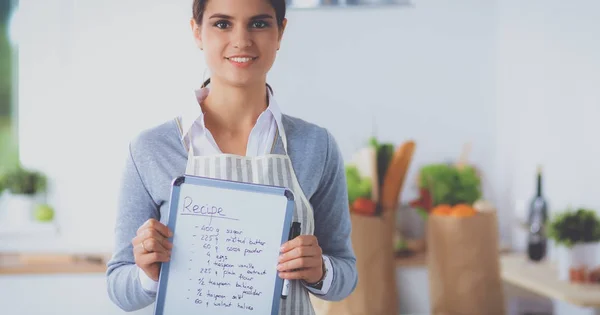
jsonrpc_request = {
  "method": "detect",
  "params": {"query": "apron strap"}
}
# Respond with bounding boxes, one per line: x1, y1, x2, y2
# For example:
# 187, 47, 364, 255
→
174, 117, 190, 153
174, 117, 196, 166
273, 123, 289, 154
270, 128, 279, 154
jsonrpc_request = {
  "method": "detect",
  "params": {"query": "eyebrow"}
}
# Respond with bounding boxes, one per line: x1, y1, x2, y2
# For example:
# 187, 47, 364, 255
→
208, 14, 274, 20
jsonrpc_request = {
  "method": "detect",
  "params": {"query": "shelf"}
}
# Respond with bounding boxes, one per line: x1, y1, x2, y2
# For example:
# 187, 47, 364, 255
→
501, 253, 600, 308
0, 253, 108, 275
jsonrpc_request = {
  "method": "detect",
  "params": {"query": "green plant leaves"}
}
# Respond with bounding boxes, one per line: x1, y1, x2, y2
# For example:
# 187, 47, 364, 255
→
345, 165, 372, 205
0, 118, 18, 175
418, 163, 482, 206
0, 166, 47, 195
547, 208, 600, 248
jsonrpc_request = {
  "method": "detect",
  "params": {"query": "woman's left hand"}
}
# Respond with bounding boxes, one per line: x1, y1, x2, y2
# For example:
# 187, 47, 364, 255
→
277, 235, 324, 284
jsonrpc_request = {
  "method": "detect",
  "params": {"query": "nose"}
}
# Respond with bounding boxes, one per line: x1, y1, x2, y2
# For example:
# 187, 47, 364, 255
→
232, 27, 252, 49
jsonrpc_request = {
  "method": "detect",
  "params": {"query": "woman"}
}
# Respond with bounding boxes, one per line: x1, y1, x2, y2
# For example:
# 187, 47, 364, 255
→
106, 0, 357, 313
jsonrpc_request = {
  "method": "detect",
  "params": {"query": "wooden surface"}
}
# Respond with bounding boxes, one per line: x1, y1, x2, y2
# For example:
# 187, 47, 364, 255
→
0, 253, 108, 275
501, 253, 600, 308
396, 251, 427, 267
394, 244, 511, 268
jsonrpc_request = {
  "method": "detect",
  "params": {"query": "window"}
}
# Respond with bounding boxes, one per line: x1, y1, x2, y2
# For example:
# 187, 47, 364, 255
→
0, 0, 18, 174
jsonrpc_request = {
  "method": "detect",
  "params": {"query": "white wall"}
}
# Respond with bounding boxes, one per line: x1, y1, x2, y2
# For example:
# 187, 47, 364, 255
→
493, 0, 600, 250
10, 0, 207, 252
3, 1, 600, 314
5, 0, 498, 253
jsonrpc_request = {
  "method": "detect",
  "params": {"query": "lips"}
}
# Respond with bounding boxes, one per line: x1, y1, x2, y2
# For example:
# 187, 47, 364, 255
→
225, 55, 258, 68
226, 55, 258, 63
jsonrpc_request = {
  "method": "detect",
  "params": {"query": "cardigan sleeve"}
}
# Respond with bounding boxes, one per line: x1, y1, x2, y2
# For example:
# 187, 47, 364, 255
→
308, 128, 358, 301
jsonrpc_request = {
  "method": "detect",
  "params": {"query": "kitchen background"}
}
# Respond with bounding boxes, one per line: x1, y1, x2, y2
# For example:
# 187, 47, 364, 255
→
0, 0, 598, 314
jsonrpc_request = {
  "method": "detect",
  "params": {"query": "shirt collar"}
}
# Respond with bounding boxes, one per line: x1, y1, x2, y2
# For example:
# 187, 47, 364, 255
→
179, 86, 285, 143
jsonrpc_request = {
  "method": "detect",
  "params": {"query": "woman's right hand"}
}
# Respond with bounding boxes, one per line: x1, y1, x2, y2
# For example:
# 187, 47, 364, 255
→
132, 219, 174, 281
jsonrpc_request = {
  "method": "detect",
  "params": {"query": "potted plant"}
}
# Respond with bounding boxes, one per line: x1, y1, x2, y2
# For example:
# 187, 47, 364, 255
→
0, 166, 47, 225
547, 208, 600, 282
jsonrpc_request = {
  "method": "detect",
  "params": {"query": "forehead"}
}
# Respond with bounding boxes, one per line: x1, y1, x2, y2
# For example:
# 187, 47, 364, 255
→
204, 0, 276, 17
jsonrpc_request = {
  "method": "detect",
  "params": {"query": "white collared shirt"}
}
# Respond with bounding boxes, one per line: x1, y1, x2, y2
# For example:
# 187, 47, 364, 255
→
138, 87, 333, 295
179, 87, 285, 156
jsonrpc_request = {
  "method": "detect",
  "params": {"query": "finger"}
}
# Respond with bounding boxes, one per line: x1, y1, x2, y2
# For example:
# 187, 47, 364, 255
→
144, 229, 174, 249
278, 269, 313, 281
280, 235, 317, 253
143, 237, 171, 253
279, 245, 322, 263
132, 238, 171, 257
133, 229, 173, 250
277, 256, 321, 272
133, 241, 146, 256
139, 251, 171, 265
133, 241, 167, 259
132, 231, 151, 245
138, 219, 173, 238
137, 219, 156, 233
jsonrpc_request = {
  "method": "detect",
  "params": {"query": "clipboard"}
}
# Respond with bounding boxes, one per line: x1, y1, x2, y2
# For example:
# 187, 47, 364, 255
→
153, 175, 295, 315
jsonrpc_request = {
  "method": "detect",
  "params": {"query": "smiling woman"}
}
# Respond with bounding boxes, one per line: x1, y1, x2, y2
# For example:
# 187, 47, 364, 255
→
105, 0, 357, 314
192, 0, 285, 92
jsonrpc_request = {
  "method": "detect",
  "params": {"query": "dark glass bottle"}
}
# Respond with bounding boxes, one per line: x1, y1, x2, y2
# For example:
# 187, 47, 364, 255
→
527, 166, 548, 261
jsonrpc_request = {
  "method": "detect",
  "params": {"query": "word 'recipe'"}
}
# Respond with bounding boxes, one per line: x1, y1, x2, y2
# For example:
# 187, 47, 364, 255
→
181, 197, 238, 222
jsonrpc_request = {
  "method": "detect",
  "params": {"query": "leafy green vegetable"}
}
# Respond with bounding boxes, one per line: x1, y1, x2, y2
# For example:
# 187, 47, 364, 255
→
345, 165, 371, 204
547, 208, 600, 248
418, 163, 481, 206
453, 166, 482, 205
345, 137, 394, 209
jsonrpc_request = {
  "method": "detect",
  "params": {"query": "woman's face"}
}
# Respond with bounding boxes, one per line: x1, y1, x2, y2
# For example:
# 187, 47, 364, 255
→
192, 0, 286, 88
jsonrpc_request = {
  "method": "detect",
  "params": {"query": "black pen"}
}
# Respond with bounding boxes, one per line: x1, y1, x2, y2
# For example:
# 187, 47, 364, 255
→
281, 222, 301, 299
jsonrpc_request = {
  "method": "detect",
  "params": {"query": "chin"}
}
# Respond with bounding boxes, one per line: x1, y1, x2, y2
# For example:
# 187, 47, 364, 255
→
223, 74, 266, 89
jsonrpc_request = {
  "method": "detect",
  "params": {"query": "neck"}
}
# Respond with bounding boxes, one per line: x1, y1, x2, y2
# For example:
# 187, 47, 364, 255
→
202, 79, 268, 133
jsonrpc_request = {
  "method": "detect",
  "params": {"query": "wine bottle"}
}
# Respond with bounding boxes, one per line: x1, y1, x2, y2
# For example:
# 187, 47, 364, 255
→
527, 165, 549, 261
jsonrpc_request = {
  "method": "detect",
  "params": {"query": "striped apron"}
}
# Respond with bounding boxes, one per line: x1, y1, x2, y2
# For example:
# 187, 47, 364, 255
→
176, 118, 316, 315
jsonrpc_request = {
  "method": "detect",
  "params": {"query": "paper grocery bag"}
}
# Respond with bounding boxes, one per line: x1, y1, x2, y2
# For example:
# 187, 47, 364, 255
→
311, 210, 398, 315
427, 211, 505, 315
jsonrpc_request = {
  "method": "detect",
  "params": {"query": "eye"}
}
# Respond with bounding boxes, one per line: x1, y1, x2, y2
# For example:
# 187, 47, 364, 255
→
213, 20, 231, 29
250, 20, 270, 29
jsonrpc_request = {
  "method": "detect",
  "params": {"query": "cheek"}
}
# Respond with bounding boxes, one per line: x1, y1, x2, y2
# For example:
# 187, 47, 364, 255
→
205, 53, 228, 74
255, 38, 279, 64
206, 49, 224, 66
202, 33, 226, 62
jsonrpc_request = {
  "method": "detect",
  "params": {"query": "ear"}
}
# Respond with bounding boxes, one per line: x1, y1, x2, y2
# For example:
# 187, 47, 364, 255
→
277, 18, 287, 50
190, 18, 203, 50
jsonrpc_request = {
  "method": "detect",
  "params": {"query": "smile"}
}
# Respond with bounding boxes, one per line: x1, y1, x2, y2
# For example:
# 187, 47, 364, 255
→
226, 56, 257, 63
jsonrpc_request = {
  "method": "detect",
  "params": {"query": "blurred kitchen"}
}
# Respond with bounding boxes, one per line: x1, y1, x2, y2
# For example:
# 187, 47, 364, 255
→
1, 0, 599, 314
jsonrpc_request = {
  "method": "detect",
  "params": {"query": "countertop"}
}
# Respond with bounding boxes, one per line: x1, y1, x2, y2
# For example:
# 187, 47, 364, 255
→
395, 250, 600, 308
0, 253, 109, 275
501, 253, 600, 308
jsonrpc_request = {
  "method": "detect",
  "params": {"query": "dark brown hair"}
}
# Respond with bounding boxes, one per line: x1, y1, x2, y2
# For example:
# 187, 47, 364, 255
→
193, 0, 286, 27
194, 0, 285, 93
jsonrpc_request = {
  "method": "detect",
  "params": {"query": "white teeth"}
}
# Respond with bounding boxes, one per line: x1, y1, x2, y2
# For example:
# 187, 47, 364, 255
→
229, 57, 253, 63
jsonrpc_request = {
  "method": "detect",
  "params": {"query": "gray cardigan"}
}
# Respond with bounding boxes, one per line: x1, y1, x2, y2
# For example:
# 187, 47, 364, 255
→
106, 115, 357, 312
